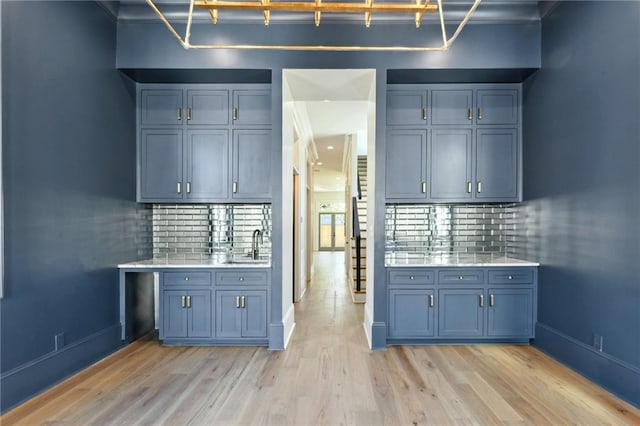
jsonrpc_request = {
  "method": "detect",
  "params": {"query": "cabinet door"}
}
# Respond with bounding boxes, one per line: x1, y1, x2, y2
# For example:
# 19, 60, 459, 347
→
386, 90, 428, 126
186, 130, 229, 200
140, 129, 183, 201
431, 89, 473, 125
187, 90, 229, 126
388, 289, 434, 338
487, 288, 533, 338
438, 289, 484, 337
475, 128, 518, 201
216, 291, 242, 338
476, 89, 518, 125
241, 291, 268, 338
232, 129, 272, 199
430, 129, 472, 200
232, 90, 271, 126
140, 89, 183, 126
187, 290, 212, 338
161, 290, 188, 339
385, 130, 427, 200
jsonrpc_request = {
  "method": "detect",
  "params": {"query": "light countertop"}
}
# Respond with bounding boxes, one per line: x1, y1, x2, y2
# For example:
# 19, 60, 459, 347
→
118, 256, 271, 269
385, 253, 539, 267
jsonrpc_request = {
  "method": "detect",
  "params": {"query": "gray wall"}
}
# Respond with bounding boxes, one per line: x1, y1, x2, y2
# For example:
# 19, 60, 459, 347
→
1, 1, 144, 411
519, 1, 640, 406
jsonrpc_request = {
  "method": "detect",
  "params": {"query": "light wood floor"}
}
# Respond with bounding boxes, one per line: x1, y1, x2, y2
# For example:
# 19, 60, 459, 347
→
3, 252, 640, 425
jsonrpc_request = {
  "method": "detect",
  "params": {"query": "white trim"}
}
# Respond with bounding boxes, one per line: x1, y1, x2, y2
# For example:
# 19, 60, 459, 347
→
363, 304, 373, 349
282, 304, 296, 349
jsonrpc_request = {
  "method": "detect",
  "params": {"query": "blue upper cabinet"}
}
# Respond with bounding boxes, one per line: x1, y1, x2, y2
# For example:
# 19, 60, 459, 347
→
385, 129, 428, 200
139, 129, 183, 201
386, 89, 428, 126
475, 128, 519, 201
137, 84, 272, 203
431, 89, 473, 125
430, 128, 473, 201
476, 89, 519, 125
187, 90, 229, 126
186, 130, 229, 201
232, 90, 271, 126
232, 129, 272, 200
140, 89, 184, 126
385, 83, 522, 203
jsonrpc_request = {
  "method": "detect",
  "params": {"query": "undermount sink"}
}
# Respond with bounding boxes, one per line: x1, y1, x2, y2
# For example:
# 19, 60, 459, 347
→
224, 256, 271, 264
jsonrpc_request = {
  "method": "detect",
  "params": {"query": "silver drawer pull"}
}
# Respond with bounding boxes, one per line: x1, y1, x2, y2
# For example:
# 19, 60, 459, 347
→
184, 277, 189, 281
508, 275, 513, 280
458, 276, 464, 280
410, 276, 415, 280
239, 277, 244, 281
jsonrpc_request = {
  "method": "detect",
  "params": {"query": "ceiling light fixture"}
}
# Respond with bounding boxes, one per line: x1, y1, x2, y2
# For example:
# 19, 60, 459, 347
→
317, 162, 324, 165
327, 146, 334, 150
146, 0, 481, 51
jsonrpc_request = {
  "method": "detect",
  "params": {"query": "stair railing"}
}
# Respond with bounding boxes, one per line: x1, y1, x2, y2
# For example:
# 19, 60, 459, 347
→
352, 196, 362, 292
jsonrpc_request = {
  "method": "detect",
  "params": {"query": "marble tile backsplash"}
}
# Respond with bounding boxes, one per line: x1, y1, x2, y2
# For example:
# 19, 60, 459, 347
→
385, 204, 520, 256
152, 204, 272, 258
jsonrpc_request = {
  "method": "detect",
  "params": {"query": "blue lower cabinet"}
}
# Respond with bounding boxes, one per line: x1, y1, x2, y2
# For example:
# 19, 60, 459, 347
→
487, 288, 534, 338
161, 289, 212, 339
216, 290, 267, 338
438, 289, 484, 338
388, 289, 434, 338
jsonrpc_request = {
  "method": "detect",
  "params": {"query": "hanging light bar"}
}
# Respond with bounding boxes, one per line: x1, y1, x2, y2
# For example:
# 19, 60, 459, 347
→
146, 0, 482, 51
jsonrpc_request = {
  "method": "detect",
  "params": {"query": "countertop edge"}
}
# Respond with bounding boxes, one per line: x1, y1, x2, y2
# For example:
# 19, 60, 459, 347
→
385, 262, 540, 267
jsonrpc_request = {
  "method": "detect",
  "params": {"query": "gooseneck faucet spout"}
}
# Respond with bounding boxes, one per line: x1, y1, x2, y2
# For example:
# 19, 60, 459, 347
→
252, 229, 263, 260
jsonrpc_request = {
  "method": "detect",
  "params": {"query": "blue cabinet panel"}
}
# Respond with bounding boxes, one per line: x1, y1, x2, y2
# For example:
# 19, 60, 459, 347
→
389, 289, 434, 338
242, 291, 268, 338
216, 291, 243, 338
475, 128, 518, 201
438, 289, 484, 337
141, 89, 183, 126
163, 271, 212, 287
187, 90, 229, 126
431, 89, 473, 125
162, 290, 188, 339
388, 269, 434, 285
487, 288, 533, 338
385, 130, 427, 200
187, 290, 212, 338
438, 269, 485, 285
186, 130, 229, 200
430, 129, 472, 200
386, 90, 428, 126
488, 269, 534, 285
232, 89, 271, 126
476, 89, 519, 125
140, 129, 183, 201
232, 129, 272, 199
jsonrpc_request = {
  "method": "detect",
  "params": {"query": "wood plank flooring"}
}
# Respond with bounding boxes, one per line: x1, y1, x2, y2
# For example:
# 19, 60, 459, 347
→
3, 252, 640, 425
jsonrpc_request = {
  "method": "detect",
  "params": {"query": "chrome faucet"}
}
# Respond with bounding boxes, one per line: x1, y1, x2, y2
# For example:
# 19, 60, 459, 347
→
251, 229, 263, 260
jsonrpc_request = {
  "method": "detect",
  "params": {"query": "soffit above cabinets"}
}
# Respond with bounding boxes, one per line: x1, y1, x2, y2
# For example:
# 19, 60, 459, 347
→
108, 0, 542, 24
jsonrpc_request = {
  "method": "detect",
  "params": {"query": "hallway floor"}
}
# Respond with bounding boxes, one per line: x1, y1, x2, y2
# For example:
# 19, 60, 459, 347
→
3, 252, 639, 425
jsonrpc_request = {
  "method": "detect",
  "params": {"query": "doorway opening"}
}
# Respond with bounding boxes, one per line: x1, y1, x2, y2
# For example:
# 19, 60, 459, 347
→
282, 69, 376, 342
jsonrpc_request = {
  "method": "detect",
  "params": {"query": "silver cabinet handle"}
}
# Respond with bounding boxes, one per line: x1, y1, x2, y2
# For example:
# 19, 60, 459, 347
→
241, 295, 246, 308
422, 107, 427, 121
181, 295, 186, 308
479, 294, 484, 307
467, 182, 472, 194
177, 108, 182, 121
184, 276, 189, 281
187, 107, 192, 121
186, 182, 191, 194
421, 182, 427, 194
468, 107, 473, 120
236, 296, 240, 308
409, 276, 415, 280
508, 275, 513, 280
489, 294, 494, 307
458, 275, 464, 280
232, 182, 238, 193
429, 294, 434, 307
477, 181, 482, 193
477, 107, 482, 120
239, 277, 244, 281
177, 182, 182, 194
187, 296, 192, 308
233, 107, 238, 121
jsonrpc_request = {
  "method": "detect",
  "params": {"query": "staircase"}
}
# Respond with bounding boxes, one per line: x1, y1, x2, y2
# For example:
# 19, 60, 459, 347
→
349, 156, 367, 303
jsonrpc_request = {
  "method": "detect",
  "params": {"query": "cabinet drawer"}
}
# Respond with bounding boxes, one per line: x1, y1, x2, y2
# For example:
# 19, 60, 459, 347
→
438, 269, 484, 285
488, 269, 534, 285
163, 271, 211, 286
216, 271, 268, 286
389, 270, 434, 285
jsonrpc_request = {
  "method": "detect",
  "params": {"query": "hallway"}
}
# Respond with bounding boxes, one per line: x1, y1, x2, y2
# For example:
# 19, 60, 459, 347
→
3, 253, 639, 424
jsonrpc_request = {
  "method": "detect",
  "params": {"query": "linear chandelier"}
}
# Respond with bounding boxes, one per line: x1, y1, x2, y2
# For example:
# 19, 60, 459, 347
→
147, 0, 482, 51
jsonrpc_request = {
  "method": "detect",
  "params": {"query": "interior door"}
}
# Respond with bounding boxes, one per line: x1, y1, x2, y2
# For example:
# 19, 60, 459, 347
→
319, 213, 345, 251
